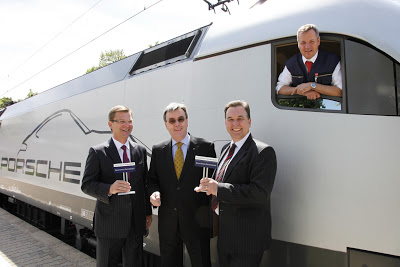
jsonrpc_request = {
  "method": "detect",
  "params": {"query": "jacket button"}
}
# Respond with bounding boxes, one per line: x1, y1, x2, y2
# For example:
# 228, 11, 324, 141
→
177, 187, 180, 190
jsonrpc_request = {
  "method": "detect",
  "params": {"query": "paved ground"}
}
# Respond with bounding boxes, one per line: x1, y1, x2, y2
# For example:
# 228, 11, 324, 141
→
0, 208, 96, 267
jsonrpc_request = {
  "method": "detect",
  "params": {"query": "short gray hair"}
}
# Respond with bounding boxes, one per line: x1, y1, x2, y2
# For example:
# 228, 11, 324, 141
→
297, 24, 319, 41
163, 102, 188, 122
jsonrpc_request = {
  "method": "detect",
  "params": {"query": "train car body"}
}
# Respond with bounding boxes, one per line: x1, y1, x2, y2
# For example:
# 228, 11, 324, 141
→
1, 0, 400, 266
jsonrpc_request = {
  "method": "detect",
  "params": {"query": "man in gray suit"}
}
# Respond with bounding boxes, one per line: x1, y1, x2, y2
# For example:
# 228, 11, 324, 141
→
81, 105, 152, 267
197, 100, 277, 267
147, 102, 216, 267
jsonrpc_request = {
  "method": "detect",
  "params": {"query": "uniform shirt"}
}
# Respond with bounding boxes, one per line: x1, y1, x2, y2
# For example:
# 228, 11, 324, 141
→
276, 51, 342, 91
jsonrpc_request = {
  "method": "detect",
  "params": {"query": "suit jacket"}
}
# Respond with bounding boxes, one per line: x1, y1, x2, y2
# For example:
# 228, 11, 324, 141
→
216, 134, 277, 254
81, 138, 151, 239
147, 135, 216, 241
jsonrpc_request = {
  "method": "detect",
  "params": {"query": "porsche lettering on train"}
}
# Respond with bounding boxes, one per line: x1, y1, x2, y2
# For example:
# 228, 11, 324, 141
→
1, 158, 81, 184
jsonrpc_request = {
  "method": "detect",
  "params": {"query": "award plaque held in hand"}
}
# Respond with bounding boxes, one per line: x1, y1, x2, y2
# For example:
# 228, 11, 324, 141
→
194, 156, 218, 192
114, 162, 136, 195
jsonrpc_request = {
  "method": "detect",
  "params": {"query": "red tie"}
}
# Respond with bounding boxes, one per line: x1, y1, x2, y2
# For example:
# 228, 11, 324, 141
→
306, 61, 313, 73
121, 145, 130, 181
211, 144, 236, 211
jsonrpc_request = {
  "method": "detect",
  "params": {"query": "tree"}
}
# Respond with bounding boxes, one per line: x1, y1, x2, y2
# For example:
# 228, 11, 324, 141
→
148, 41, 159, 48
0, 89, 38, 109
26, 89, 38, 99
16, 89, 39, 102
86, 49, 127, 74
0, 97, 14, 109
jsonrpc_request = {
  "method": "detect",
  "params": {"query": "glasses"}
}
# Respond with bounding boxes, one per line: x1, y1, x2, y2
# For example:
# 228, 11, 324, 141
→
111, 120, 133, 125
167, 117, 186, 124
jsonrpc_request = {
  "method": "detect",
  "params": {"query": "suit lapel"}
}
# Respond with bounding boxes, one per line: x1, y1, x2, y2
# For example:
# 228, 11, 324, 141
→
223, 135, 253, 182
212, 144, 230, 179
105, 138, 121, 164
179, 136, 198, 181
163, 140, 176, 179
128, 141, 137, 163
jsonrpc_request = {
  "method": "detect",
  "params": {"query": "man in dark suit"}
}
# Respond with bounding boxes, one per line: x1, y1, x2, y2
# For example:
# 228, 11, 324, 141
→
81, 105, 152, 267
197, 100, 277, 267
147, 102, 216, 267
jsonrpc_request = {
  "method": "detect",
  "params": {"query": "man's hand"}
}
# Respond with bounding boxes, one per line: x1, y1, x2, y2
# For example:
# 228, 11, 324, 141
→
304, 90, 320, 100
146, 215, 152, 230
109, 180, 131, 195
195, 178, 218, 196
150, 191, 161, 207
291, 82, 313, 96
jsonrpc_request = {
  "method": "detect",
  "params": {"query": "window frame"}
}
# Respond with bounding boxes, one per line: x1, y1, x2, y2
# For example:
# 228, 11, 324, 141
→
272, 34, 400, 116
271, 34, 346, 113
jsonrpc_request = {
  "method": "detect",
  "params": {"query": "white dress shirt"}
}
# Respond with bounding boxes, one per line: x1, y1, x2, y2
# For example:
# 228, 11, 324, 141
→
112, 137, 131, 162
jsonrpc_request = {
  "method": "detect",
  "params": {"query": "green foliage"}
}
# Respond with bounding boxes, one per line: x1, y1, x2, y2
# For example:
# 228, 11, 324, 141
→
0, 97, 14, 109
0, 89, 38, 108
278, 97, 325, 109
148, 41, 159, 48
26, 89, 38, 98
86, 66, 99, 73
86, 49, 127, 74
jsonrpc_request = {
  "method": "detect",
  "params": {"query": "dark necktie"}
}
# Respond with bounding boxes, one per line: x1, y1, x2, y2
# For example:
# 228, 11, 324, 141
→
211, 143, 236, 211
306, 61, 313, 73
121, 145, 130, 181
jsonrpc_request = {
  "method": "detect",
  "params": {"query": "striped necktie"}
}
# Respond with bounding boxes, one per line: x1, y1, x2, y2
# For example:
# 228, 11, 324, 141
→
211, 143, 236, 211
121, 145, 130, 181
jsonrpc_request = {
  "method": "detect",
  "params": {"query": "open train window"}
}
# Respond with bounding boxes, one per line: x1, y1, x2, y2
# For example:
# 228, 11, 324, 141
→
272, 36, 343, 112
129, 28, 203, 76
272, 35, 399, 116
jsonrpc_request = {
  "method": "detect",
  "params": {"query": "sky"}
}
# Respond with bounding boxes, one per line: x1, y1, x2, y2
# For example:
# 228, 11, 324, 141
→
0, 0, 254, 101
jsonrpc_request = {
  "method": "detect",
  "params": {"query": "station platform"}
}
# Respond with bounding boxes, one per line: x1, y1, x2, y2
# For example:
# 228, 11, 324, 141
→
0, 208, 96, 267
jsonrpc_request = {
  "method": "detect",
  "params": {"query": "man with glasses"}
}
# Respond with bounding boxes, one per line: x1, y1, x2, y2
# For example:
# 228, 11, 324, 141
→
147, 102, 216, 267
81, 105, 152, 267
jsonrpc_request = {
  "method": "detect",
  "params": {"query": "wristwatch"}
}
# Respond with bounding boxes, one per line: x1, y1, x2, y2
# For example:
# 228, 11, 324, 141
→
311, 82, 317, 90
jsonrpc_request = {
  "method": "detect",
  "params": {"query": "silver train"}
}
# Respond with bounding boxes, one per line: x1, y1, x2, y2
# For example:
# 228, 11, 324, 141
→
1, 0, 400, 266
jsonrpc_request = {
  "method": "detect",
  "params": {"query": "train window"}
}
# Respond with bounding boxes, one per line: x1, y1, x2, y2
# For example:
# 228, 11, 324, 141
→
345, 40, 397, 115
273, 38, 343, 112
272, 36, 399, 116
129, 28, 203, 76
397, 63, 400, 115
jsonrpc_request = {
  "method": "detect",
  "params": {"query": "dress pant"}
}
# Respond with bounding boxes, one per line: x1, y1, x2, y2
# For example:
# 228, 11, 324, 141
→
160, 224, 211, 267
96, 223, 143, 267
